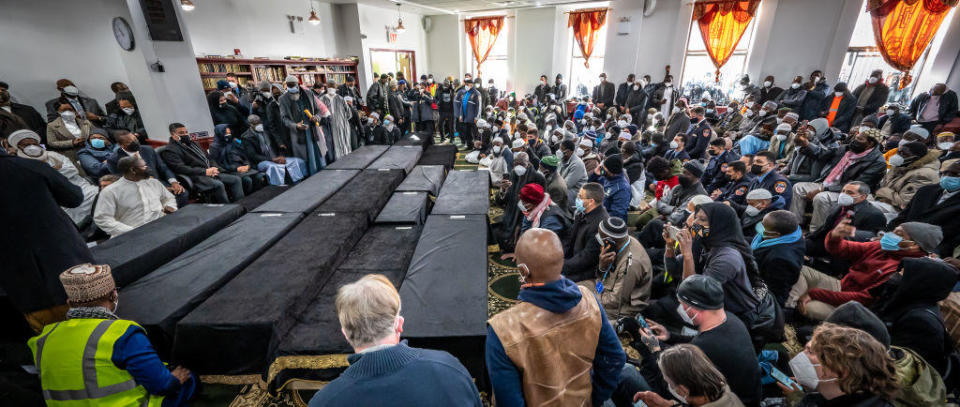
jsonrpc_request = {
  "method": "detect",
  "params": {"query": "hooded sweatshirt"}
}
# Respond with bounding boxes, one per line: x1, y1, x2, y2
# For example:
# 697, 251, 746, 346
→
485, 278, 625, 407
813, 237, 926, 306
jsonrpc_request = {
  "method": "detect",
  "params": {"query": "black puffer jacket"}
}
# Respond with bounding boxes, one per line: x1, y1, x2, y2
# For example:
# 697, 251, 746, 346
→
816, 145, 887, 192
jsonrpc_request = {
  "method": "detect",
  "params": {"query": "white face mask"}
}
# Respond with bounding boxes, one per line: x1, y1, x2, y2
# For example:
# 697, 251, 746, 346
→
122, 107, 135, 115
229, 81, 238, 88
493, 145, 502, 154
633, 84, 640, 91
789, 351, 834, 391
791, 83, 801, 89
744, 110, 754, 118
60, 111, 76, 121
676, 303, 698, 326
888, 154, 905, 167
667, 383, 688, 404
550, 134, 559, 143
22, 144, 44, 158
664, 81, 672, 87
617, 120, 628, 128
745, 205, 761, 217
758, 110, 768, 117
517, 200, 529, 213
261, 91, 272, 99
837, 192, 856, 206
775, 133, 787, 142
745, 101, 755, 109
327, 88, 336, 96
576, 149, 585, 157
835, 91, 843, 97
763, 81, 772, 88
669, 141, 679, 149
868, 77, 879, 84
938, 142, 955, 150
254, 124, 264, 132
514, 165, 527, 176
886, 109, 895, 116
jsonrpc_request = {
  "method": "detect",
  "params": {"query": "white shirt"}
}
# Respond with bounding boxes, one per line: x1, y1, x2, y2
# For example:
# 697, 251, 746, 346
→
94, 177, 177, 237
63, 119, 82, 138
660, 87, 674, 116
1, 106, 10, 113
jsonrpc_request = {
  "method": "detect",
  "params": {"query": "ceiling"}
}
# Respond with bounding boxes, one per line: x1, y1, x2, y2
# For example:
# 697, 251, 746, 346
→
329, 0, 604, 15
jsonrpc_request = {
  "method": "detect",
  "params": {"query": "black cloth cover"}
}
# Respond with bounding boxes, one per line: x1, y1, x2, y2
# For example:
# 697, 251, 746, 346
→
236, 185, 289, 212
431, 171, 490, 216
314, 169, 405, 222
417, 144, 457, 170
118, 212, 302, 355
394, 135, 428, 148
396, 165, 446, 196
375, 192, 429, 225
174, 212, 368, 374
92, 204, 244, 288
277, 224, 422, 357
252, 169, 358, 213
368, 145, 423, 175
326, 145, 389, 170
400, 215, 488, 337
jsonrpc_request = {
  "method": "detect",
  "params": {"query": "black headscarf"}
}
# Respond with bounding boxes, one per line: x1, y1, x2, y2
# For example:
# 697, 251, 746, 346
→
873, 257, 958, 321
695, 203, 762, 287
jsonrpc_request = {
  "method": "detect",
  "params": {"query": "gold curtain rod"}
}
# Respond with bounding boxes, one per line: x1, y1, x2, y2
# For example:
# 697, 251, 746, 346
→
564, 7, 612, 14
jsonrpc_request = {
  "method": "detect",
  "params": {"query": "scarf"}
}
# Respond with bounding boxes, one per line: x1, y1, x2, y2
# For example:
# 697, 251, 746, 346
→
823, 148, 871, 186
66, 306, 119, 320
751, 225, 802, 250
655, 176, 680, 200
524, 193, 553, 228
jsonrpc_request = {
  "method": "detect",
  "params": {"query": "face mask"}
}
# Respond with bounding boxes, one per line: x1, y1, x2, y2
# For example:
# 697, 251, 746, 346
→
835, 91, 843, 97
763, 81, 772, 88
254, 124, 264, 133
849, 140, 867, 154
667, 383, 688, 404
885, 109, 895, 116
575, 198, 586, 213
327, 88, 336, 96
63, 86, 80, 97
789, 352, 823, 391
743, 110, 754, 118
617, 120, 628, 128
60, 111, 76, 121
576, 149, 585, 157
676, 303, 698, 326
791, 83, 801, 89
633, 84, 640, 91
690, 223, 709, 238
90, 138, 106, 149
868, 77, 879, 84
775, 134, 787, 142
750, 164, 765, 175
23, 144, 44, 157
669, 141, 679, 149
758, 110, 768, 117
514, 165, 527, 176
888, 154, 905, 167
287, 85, 300, 93
120, 107, 136, 116
664, 81, 672, 87
492, 126, 499, 132
706, 109, 714, 114
229, 81, 238, 88
517, 200, 528, 213
125, 141, 141, 154
880, 232, 903, 251
261, 91, 272, 99
745, 205, 761, 217
837, 193, 855, 207
940, 176, 960, 192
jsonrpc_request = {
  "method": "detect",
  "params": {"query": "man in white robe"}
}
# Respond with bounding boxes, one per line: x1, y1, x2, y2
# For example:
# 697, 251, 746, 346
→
320, 80, 354, 160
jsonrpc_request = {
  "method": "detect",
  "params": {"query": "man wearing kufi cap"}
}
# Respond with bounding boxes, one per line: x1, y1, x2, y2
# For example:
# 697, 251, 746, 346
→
578, 217, 652, 319
539, 155, 569, 213
28, 264, 196, 406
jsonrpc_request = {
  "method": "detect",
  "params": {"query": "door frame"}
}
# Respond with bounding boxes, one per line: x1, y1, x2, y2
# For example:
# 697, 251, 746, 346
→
369, 48, 417, 81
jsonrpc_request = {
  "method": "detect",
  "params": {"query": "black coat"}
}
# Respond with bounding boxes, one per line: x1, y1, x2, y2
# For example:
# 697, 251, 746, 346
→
238, 129, 275, 163
876, 113, 912, 135
337, 84, 364, 106
624, 87, 649, 126
816, 146, 887, 192
10, 103, 46, 137
819, 92, 857, 133
615, 82, 631, 107
910, 90, 959, 125
852, 82, 891, 118
753, 239, 805, 308
592, 81, 616, 107
562, 206, 610, 282
0, 151, 94, 313
209, 104, 248, 138
684, 119, 712, 160
266, 100, 290, 154
107, 145, 176, 185
758, 86, 783, 104
159, 136, 226, 192
890, 184, 960, 256
808, 199, 886, 244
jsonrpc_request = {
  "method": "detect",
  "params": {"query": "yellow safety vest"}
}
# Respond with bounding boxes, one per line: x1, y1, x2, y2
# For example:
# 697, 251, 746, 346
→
27, 318, 165, 407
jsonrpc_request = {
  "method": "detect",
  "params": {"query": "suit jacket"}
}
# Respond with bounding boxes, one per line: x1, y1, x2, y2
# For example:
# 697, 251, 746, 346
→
109, 145, 177, 185
10, 103, 46, 137
45, 95, 104, 123
852, 82, 891, 117
665, 111, 691, 144
910, 90, 959, 125
159, 136, 218, 179
615, 82, 631, 107
45, 117, 92, 160
592, 81, 616, 106
890, 184, 960, 256
809, 199, 887, 244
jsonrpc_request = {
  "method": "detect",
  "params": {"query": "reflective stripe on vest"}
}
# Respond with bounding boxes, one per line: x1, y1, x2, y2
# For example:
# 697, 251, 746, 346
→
28, 319, 161, 406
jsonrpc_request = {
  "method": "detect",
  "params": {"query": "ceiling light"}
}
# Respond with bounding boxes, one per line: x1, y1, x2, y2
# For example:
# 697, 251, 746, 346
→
308, 10, 321, 25
180, 0, 195, 11
395, 3, 406, 33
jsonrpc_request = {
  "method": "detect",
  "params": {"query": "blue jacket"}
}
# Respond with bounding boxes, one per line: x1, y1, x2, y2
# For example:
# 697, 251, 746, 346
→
749, 169, 792, 208
589, 172, 631, 221
486, 278, 625, 407
309, 341, 482, 406
703, 149, 740, 188
737, 134, 771, 156
113, 324, 195, 406
454, 87, 481, 123
77, 143, 117, 178
107, 145, 178, 186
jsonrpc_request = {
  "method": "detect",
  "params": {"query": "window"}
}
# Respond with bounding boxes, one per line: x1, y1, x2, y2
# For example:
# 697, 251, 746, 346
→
370, 49, 417, 82
838, 0, 956, 105
569, 22, 608, 99
679, 11, 758, 104
466, 20, 509, 92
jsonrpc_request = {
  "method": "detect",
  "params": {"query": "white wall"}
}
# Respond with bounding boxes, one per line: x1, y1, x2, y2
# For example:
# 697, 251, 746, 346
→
357, 4, 430, 82
426, 14, 461, 81
182, 0, 340, 59
511, 8, 557, 96
0, 0, 130, 114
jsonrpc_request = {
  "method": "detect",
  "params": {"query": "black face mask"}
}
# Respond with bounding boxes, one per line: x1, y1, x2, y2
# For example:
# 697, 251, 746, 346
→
679, 175, 694, 188
750, 164, 765, 175
849, 140, 867, 154
125, 141, 141, 153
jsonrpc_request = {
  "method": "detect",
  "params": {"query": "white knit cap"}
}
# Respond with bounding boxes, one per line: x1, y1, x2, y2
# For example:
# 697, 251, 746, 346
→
746, 188, 773, 200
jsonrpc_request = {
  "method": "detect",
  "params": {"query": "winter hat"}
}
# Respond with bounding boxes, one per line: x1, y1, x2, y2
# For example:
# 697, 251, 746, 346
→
775, 123, 793, 134
899, 222, 943, 253
860, 128, 883, 147
906, 126, 930, 140
603, 154, 623, 175
7, 129, 40, 148
761, 101, 778, 111
512, 139, 526, 149
518, 183, 545, 204
683, 160, 705, 178
540, 155, 560, 170
60, 264, 115, 303
900, 141, 928, 158
825, 301, 891, 348
677, 274, 724, 310
599, 217, 629, 239
807, 118, 829, 138
746, 188, 772, 200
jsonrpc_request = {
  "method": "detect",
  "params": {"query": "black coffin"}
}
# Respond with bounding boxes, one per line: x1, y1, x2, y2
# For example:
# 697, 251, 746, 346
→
174, 212, 368, 374
395, 165, 446, 196
368, 145, 423, 175
118, 212, 302, 355
251, 169, 358, 213
92, 204, 244, 288
417, 144, 457, 170
314, 169, 405, 223
431, 171, 490, 216
235, 185, 289, 212
326, 145, 389, 170
375, 191, 429, 225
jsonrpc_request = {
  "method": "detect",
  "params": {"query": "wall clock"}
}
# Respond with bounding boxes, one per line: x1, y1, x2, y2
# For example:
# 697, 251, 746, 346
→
113, 17, 135, 51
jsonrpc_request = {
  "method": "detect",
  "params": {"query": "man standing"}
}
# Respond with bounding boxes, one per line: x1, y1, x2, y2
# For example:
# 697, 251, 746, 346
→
0, 86, 44, 136
44, 79, 106, 124
278, 76, 326, 174
758, 75, 783, 104
851, 69, 890, 126
160, 123, 244, 203
94, 156, 176, 237
554, 74, 568, 117
337, 76, 364, 109
309, 274, 482, 406
436, 78, 457, 143
29, 264, 195, 406
615, 74, 635, 111
487, 229, 625, 407
593, 73, 616, 111
910, 83, 959, 135
534, 75, 552, 106
366, 74, 391, 117
320, 80, 353, 160
0, 132, 94, 332
454, 78, 481, 150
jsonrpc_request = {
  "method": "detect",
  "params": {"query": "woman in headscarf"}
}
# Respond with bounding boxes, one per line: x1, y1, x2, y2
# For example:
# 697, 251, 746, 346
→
207, 91, 248, 138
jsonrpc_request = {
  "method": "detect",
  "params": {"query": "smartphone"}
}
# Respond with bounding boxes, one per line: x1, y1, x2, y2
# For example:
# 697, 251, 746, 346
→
769, 366, 798, 389
602, 237, 616, 253
665, 225, 681, 241
635, 315, 649, 330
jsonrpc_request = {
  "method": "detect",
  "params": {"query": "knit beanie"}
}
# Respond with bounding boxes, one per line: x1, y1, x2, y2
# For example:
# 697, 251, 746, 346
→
60, 264, 116, 303
603, 154, 623, 175
899, 222, 943, 253
683, 160, 705, 178
906, 126, 930, 140
540, 155, 559, 170
677, 275, 724, 310
518, 183, 545, 204
599, 217, 629, 239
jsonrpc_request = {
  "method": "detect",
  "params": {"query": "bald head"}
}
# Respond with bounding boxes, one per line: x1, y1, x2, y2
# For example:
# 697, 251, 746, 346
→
515, 228, 564, 283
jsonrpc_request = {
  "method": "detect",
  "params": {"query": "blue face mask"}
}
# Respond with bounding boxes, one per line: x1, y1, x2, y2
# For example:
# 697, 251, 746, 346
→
90, 138, 106, 149
941, 176, 960, 192
880, 232, 903, 251
574, 198, 586, 213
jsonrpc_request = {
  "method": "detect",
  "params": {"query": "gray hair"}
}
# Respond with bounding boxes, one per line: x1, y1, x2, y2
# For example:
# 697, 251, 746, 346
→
336, 274, 401, 349
247, 114, 261, 124
846, 181, 870, 196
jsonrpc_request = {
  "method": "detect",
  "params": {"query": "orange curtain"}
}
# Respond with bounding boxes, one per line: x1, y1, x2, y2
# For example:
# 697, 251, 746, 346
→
464, 16, 505, 76
692, 0, 761, 82
568, 9, 608, 68
868, 0, 957, 88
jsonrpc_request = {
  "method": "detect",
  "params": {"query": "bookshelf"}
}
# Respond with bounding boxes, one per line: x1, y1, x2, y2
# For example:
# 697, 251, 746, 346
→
196, 57, 359, 92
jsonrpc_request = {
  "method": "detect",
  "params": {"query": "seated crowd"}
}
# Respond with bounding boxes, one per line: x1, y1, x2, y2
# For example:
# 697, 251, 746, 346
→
3, 68, 960, 407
